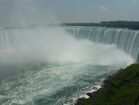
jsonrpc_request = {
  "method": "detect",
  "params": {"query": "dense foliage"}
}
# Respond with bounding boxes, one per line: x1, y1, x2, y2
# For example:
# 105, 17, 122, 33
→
63, 21, 139, 30
76, 64, 139, 105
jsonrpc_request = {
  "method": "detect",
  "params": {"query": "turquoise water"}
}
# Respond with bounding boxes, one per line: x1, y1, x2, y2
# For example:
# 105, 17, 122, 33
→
0, 26, 134, 105
0, 62, 122, 105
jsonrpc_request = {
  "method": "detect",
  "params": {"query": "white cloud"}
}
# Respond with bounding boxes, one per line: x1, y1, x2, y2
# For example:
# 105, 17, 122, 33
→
99, 6, 109, 12
132, 0, 138, 3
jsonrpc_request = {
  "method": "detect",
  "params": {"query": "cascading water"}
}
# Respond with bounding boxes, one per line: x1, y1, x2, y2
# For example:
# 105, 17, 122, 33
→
65, 26, 139, 62
0, 26, 135, 105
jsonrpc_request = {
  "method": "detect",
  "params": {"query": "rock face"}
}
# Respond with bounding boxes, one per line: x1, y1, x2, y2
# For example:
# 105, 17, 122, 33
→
75, 64, 139, 105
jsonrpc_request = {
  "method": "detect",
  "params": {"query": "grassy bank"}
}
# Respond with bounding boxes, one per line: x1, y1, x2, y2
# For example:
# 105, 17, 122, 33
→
75, 64, 139, 105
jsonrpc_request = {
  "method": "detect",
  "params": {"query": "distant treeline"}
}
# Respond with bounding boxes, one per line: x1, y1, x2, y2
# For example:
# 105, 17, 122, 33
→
63, 21, 139, 30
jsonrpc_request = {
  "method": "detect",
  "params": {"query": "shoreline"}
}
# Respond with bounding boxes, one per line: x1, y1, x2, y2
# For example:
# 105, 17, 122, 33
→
77, 84, 102, 99
75, 64, 139, 105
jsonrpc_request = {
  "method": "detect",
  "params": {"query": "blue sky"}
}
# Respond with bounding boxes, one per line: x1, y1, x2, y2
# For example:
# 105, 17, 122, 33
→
0, 0, 139, 25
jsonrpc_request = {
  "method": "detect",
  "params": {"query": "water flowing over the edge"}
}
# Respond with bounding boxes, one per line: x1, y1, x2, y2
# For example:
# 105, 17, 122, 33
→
65, 26, 139, 63
0, 26, 136, 105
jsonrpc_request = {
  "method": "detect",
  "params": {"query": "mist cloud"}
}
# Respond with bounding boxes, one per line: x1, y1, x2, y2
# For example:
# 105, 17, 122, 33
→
99, 6, 109, 12
0, 0, 59, 26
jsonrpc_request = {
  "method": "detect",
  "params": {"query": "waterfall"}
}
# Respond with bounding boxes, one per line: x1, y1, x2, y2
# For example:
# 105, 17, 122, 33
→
65, 26, 139, 62
0, 26, 135, 105
0, 26, 137, 64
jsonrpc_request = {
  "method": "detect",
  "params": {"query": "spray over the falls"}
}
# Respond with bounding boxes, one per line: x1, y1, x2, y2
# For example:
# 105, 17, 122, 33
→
0, 26, 134, 66
65, 26, 139, 62
0, 26, 135, 105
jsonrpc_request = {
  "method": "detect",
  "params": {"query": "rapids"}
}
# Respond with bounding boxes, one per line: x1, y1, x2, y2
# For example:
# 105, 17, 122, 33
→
0, 26, 135, 105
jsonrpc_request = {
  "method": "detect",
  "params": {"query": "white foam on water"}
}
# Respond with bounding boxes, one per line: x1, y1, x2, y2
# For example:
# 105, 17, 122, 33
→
0, 26, 135, 105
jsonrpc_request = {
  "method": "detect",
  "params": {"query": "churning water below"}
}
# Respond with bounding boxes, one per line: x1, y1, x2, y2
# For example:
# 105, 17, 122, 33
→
0, 26, 134, 105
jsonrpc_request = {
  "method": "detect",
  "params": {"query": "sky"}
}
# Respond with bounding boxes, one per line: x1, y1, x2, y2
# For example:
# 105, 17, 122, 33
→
0, 0, 139, 26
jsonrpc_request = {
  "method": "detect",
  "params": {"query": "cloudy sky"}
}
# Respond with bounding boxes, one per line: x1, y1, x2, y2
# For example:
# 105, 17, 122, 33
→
0, 0, 139, 26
